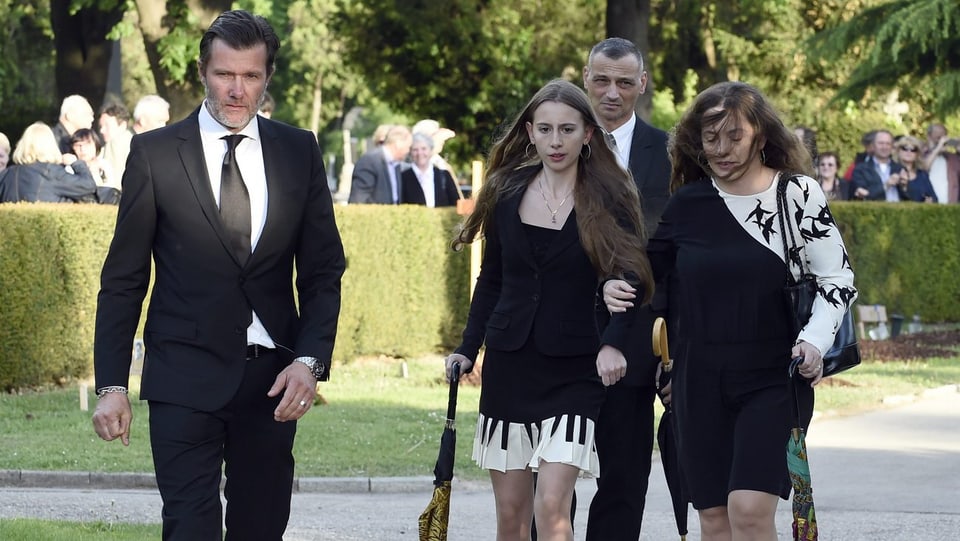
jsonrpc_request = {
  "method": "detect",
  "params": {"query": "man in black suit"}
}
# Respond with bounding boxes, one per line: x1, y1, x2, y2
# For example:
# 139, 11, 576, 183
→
348, 125, 412, 204
583, 37, 671, 541
851, 129, 905, 201
91, 10, 345, 541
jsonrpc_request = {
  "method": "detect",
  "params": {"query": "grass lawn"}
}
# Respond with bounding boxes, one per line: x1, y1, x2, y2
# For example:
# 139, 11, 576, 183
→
0, 518, 160, 540
2, 353, 959, 483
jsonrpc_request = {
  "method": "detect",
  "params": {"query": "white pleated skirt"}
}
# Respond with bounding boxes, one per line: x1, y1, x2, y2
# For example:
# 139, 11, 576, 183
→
471, 412, 600, 478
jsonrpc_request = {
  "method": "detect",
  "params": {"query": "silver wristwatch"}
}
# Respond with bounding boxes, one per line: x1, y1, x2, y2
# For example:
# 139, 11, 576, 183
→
294, 356, 325, 379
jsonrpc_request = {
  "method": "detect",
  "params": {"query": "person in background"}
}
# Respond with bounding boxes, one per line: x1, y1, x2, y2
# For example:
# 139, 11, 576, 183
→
842, 129, 876, 183
851, 129, 903, 201
604, 81, 856, 541
400, 132, 460, 207
0, 121, 97, 203
132, 94, 171, 134
259, 90, 276, 118
371, 124, 393, 147
348, 125, 412, 204
817, 151, 847, 201
412, 118, 458, 182
52, 95, 96, 154
71, 128, 121, 204
444, 79, 652, 541
91, 10, 345, 540
794, 126, 818, 169
894, 135, 937, 203
921, 123, 960, 203
98, 102, 133, 179
0, 132, 10, 172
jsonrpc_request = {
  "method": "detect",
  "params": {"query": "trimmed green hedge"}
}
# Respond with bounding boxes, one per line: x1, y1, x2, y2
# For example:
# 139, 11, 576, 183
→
1, 202, 957, 390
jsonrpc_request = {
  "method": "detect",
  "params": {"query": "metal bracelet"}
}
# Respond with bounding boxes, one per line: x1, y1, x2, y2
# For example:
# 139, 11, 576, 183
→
96, 386, 129, 399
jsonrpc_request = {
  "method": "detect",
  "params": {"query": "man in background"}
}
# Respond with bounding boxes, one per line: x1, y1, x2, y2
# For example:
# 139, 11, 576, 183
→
132, 94, 171, 134
52, 95, 95, 154
98, 102, 133, 180
348, 124, 412, 204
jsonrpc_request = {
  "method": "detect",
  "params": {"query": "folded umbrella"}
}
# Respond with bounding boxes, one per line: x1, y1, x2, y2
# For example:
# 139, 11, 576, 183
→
653, 317, 688, 540
419, 361, 461, 541
787, 357, 819, 541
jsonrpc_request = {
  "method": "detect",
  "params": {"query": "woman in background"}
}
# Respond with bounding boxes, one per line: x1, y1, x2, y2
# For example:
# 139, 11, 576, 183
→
893, 135, 938, 203
400, 132, 460, 207
0, 122, 97, 203
816, 151, 847, 201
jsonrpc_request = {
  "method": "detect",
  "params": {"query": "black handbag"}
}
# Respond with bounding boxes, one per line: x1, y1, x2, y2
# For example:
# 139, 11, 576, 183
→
777, 174, 860, 377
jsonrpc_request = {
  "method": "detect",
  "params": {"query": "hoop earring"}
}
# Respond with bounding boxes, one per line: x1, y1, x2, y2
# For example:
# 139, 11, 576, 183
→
580, 143, 592, 161
525, 143, 536, 160
761, 149, 767, 164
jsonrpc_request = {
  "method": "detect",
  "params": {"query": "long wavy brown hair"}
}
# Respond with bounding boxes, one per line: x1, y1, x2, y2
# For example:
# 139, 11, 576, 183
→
668, 81, 814, 192
453, 79, 653, 302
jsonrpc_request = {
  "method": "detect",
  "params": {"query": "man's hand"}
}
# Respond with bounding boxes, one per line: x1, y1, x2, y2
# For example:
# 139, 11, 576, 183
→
268, 362, 317, 422
602, 279, 637, 313
655, 362, 672, 406
596, 345, 626, 387
92, 392, 133, 446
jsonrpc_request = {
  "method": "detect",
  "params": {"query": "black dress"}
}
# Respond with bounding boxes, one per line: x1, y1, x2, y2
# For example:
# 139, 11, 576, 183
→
647, 174, 856, 509
469, 222, 604, 476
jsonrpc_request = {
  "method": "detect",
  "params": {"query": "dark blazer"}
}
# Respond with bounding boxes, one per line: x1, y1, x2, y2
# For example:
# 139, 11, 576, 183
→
0, 161, 98, 203
399, 166, 459, 207
455, 186, 637, 363
598, 116, 672, 387
349, 149, 399, 204
94, 110, 346, 412
851, 157, 905, 200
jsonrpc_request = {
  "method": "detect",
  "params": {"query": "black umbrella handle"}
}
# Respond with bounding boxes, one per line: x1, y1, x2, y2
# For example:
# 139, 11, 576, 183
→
446, 361, 461, 426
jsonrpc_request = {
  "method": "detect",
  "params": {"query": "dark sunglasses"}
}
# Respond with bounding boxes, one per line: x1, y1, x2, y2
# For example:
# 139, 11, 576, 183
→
899, 146, 918, 152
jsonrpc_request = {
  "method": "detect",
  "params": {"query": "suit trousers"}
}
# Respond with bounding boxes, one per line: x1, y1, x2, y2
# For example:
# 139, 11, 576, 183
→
585, 382, 657, 540
148, 349, 297, 541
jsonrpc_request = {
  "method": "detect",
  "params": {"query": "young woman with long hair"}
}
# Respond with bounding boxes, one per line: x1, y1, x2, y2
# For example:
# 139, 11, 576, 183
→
444, 79, 653, 541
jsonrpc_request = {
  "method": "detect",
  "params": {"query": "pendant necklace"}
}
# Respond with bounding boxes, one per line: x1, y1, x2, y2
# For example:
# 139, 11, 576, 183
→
538, 176, 572, 224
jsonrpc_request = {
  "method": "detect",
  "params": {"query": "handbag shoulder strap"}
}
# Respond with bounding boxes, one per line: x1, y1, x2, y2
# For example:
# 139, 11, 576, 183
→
776, 173, 808, 282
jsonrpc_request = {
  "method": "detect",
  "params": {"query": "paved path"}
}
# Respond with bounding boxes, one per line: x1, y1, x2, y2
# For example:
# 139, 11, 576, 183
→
2, 386, 959, 540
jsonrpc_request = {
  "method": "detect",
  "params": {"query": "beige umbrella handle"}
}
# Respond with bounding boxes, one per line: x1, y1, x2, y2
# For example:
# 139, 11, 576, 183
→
652, 316, 671, 371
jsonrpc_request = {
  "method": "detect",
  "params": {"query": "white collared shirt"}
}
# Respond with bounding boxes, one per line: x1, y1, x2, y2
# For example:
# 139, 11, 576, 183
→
610, 114, 637, 170
382, 147, 400, 204
198, 102, 274, 348
413, 165, 437, 207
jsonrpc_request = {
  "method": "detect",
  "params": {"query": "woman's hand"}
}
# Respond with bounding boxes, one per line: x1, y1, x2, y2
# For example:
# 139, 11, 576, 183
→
602, 279, 637, 313
792, 340, 824, 387
596, 345, 627, 386
655, 362, 672, 406
444, 353, 473, 382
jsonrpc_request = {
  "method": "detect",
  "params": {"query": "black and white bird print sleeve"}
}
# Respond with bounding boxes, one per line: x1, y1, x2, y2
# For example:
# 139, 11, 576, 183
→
719, 173, 858, 356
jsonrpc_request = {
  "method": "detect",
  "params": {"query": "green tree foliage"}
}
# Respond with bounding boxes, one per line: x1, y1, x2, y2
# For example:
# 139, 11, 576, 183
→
334, 0, 604, 163
0, 3, 56, 138
808, 0, 960, 117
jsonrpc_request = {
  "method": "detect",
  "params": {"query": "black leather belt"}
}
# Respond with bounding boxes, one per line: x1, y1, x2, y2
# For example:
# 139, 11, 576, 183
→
246, 344, 274, 359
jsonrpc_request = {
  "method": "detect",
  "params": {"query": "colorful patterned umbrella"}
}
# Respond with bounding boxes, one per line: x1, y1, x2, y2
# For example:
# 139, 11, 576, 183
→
419, 361, 461, 541
653, 317, 688, 540
788, 357, 818, 541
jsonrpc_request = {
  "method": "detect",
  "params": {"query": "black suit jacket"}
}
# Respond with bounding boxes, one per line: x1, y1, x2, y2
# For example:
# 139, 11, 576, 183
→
851, 158, 905, 200
399, 166, 459, 207
598, 116, 671, 387
94, 110, 346, 411
455, 187, 638, 363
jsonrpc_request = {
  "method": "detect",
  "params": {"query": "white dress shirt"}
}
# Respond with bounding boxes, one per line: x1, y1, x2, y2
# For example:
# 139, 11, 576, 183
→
609, 114, 637, 170
413, 165, 437, 207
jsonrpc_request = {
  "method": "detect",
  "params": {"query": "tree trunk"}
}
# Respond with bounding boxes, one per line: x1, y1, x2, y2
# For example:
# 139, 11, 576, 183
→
605, 0, 653, 121
133, 0, 230, 121
50, 0, 125, 113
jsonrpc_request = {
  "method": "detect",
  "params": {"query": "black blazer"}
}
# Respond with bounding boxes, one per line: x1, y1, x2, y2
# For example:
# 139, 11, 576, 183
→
455, 187, 638, 363
597, 116, 672, 387
94, 109, 346, 411
399, 166, 459, 207
348, 149, 397, 204
851, 158, 905, 200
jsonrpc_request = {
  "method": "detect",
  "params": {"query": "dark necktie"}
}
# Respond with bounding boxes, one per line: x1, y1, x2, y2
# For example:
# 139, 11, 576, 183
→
220, 134, 251, 264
